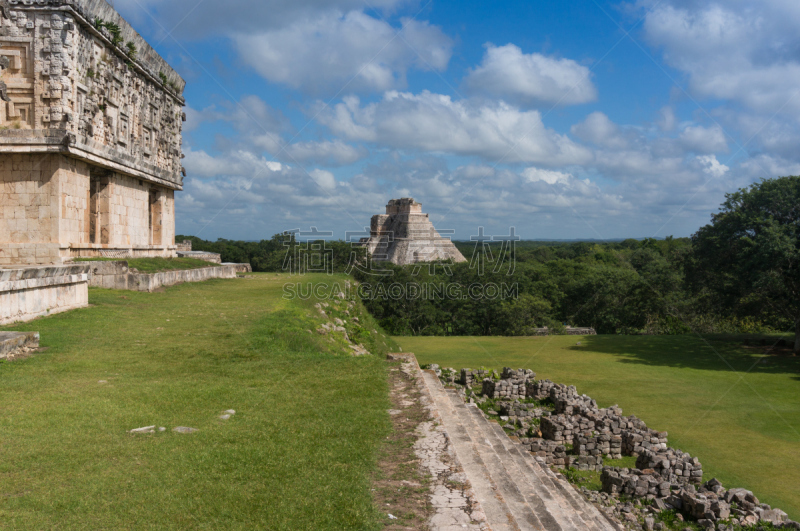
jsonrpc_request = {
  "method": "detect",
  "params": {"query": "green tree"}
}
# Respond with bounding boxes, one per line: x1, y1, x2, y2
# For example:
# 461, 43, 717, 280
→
687, 176, 800, 350
498, 294, 555, 335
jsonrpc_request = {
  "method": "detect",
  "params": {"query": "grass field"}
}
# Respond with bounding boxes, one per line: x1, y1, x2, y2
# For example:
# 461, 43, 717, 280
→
399, 334, 800, 520
0, 273, 398, 530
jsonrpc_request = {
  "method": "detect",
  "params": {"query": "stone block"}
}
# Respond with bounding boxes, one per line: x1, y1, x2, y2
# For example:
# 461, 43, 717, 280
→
0, 264, 90, 325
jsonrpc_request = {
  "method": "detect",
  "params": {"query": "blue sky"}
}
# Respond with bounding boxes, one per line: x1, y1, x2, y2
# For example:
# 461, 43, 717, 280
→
115, 0, 800, 241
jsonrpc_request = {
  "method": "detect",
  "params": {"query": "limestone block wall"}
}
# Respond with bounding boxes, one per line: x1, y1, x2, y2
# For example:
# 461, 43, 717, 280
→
64, 170, 176, 258
0, 153, 58, 245
108, 175, 148, 246
176, 250, 222, 264
87, 261, 238, 292
0, 153, 61, 265
56, 155, 92, 247
386, 198, 423, 215
0, 263, 90, 325
109, 177, 173, 251
0, 153, 176, 265
163, 189, 175, 248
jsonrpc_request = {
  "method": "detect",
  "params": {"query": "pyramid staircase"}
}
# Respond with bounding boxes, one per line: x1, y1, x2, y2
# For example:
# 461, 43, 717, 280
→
420, 369, 623, 531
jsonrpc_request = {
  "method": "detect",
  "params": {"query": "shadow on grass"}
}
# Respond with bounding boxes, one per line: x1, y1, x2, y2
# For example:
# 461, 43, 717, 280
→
565, 334, 800, 378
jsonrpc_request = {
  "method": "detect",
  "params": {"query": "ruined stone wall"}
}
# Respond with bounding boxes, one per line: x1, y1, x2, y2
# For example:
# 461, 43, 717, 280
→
385, 198, 422, 215
439, 365, 799, 530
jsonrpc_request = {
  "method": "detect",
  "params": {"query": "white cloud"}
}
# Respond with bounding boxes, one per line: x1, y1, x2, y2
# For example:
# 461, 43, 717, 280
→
317, 91, 592, 165
183, 148, 283, 179
451, 164, 496, 181
519, 169, 628, 216
571, 112, 628, 149
523, 168, 572, 185
464, 44, 597, 106
738, 154, 800, 180
175, 136, 749, 241
176, 146, 637, 240
181, 96, 369, 167
284, 140, 368, 166
168, 0, 800, 240
658, 106, 676, 132
697, 155, 730, 179
184, 96, 291, 155
641, 1, 800, 117
175, 149, 394, 238
182, 106, 206, 134
233, 11, 453, 94
678, 124, 728, 153
309, 169, 338, 191
179, 91, 764, 241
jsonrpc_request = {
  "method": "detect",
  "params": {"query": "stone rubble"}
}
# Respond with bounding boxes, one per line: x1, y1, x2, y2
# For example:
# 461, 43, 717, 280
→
436, 366, 799, 531
481, 368, 534, 399
314, 301, 372, 357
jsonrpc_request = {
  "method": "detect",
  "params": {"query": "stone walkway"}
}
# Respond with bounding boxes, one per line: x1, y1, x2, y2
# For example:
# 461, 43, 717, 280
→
396, 353, 489, 530
400, 353, 623, 531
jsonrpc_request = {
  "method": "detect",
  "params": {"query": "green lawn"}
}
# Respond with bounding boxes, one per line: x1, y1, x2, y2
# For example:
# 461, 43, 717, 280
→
0, 273, 398, 530
399, 334, 800, 520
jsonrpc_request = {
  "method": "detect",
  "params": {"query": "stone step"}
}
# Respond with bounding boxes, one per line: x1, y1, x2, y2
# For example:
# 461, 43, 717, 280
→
420, 371, 520, 531
460, 398, 604, 531
485, 421, 619, 531
445, 391, 548, 530
421, 370, 622, 531
484, 422, 592, 527
460, 404, 584, 531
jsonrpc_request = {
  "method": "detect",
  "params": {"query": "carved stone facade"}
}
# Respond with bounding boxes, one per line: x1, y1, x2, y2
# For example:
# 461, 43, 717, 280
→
363, 198, 467, 265
0, 0, 185, 266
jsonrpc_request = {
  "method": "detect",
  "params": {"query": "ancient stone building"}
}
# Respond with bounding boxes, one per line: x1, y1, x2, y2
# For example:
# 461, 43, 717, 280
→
363, 198, 467, 265
0, 0, 185, 267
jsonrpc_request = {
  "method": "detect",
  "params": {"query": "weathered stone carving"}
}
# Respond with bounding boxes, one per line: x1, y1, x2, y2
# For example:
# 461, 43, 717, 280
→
0, 0, 185, 266
0, 51, 9, 102
362, 198, 467, 265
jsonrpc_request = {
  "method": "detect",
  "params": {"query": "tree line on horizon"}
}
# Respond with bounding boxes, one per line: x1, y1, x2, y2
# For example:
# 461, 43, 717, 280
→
180, 176, 800, 346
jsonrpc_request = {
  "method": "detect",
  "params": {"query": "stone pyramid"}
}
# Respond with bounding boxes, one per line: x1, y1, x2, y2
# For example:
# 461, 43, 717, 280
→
363, 198, 467, 265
